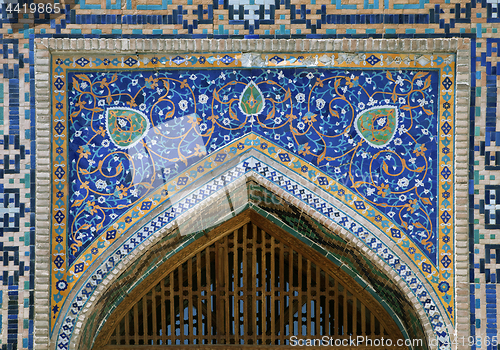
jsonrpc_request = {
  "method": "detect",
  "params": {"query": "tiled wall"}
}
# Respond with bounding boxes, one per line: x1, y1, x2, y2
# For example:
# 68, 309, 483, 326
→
0, 0, 497, 349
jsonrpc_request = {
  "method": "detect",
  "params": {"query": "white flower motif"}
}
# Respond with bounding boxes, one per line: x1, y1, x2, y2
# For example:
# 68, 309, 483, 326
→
278, 71, 285, 80
367, 97, 377, 107
366, 188, 375, 196
416, 79, 423, 87
306, 72, 314, 80
387, 211, 395, 218
130, 187, 138, 197
395, 75, 404, 86
98, 99, 105, 106
296, 93, 306, 104
316, 98, 326, 110
96, 179, 107, 190
398, 97, 406, 105
377, 117, 386, 127
80, 82, 88, 90
75, 130, 82, 137
397, 177, 409, 188
274, 117, 282, 124
178, 100, 188, 111
131, 79, 138, 86
199, 123, 207, 132
415, 179, 424, 187
297, 122, 305, 130
223, 118, 230, 126
418, 98, 427, 107
393, 138, 402, 146
358, 102, 365, 110
399, 194, 407, 202
398, 125, 408, 135
118, 118, 127, 127
198, 94, 208, 104
139, 103, 146, 111
365, 77, 372, 84
102, 139, 110, 147
98, 196, 105, 204
189, 74, 197, 81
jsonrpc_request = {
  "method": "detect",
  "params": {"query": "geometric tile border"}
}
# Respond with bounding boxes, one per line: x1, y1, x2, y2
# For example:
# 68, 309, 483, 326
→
35, 38, 470, 350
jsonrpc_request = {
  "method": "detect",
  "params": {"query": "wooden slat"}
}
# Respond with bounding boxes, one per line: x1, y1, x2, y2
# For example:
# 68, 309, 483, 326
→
160, 281, 166, 345
224, 234, 230, 343
261, 230, 267, 345
152, 286, 157, 344
207, 247, 212, 343
233, 230, 239, 343
343, 285, 347, 337
242, 224, 248, 345
305, 260, 312, 335
316, 264, 320, 337
298, 253, 302, 337
288, 245, 293, 340
196, 252, 202, 342
169, 272, 175, 345
361, 302, 366, 336
352, 295, 357, 337
252, 224, 257, 345
116, 319, 121, 345
270, 236, 276, 345
187, 257, 193, 343
133, 303, 139, 345
279, 240, 284, 345
124, 308, 130, 345
142, 293, 148, 344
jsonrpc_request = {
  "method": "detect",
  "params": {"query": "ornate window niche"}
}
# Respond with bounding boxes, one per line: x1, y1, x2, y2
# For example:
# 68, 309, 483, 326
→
34, 38, 470, 350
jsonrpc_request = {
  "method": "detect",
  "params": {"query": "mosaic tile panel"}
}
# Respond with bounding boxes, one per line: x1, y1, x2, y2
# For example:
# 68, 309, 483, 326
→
50, 52, 456, 340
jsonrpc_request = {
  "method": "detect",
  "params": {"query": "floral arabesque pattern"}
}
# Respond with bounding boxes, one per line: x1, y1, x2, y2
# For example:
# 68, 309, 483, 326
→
68, 67, 439, 264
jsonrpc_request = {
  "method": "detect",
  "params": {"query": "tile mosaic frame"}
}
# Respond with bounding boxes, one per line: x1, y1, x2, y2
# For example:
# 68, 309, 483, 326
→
34, 38, 470, 350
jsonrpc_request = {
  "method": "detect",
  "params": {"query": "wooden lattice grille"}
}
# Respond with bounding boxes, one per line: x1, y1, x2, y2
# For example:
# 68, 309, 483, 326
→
106, 222, 401, 347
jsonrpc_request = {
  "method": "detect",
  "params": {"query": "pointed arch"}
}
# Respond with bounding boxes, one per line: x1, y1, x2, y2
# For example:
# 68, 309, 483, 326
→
93, 214, 408, 348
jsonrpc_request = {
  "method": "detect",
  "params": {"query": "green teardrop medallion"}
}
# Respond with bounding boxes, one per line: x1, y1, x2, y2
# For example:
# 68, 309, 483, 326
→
239, 81, 265, 116
354, 106, 398, 148
106, 107, 150, 149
